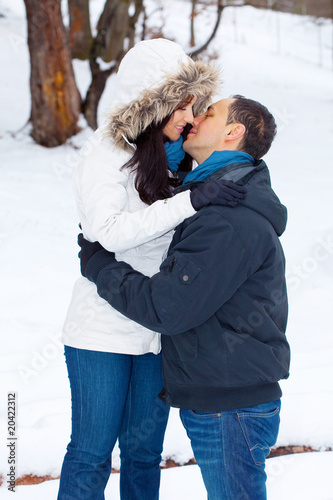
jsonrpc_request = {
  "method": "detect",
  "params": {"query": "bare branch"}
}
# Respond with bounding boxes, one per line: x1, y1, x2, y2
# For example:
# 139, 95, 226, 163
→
189, 0, 224, 59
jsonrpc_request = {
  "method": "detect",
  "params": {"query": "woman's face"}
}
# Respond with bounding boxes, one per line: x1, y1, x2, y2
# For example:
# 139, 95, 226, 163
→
163, 97, 196, 141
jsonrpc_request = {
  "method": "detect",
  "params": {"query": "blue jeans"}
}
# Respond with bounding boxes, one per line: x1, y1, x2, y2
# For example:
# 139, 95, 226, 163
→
57, 346, 169, 500
180, 400, 281, 500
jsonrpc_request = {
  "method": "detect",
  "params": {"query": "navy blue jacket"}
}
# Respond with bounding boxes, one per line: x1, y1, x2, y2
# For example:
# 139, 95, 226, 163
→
85, 159, 290, 411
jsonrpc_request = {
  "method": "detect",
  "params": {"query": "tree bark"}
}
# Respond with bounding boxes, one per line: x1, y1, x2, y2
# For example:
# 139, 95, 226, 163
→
104, 0, 129, 62
83, 0, 140, 129
24, 0, 81, 147
82, 60, 118, 130
128, 0, 144, 49
68, 0, 93, 59
95, 0, 126, 62
190, 0, 198, 47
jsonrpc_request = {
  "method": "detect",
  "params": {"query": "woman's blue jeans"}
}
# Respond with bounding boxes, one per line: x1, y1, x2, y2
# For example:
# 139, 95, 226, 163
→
180, 400, 281, 500
57, 346, 170, 500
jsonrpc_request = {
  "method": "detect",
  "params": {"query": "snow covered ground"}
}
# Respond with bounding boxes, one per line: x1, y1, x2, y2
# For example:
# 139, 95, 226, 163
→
1, 0, 333, 498
1, 452, 333, 500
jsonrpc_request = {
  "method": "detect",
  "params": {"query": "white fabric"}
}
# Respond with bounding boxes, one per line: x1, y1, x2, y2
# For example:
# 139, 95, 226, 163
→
110, 39, 190, 111
62, 131, 195, 354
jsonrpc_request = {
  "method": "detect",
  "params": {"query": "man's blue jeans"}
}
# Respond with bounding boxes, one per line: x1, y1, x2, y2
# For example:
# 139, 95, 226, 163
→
57, 346, 169, 500
180, 400, 281, 500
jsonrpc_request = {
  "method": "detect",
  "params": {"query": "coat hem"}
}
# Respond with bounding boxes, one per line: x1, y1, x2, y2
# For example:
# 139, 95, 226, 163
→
164, 382, 282, 411
61, 337, 162, 356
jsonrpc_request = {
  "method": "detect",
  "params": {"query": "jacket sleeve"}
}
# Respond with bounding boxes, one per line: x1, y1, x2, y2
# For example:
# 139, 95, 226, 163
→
85, 209, 253, 335
74, 128, 196, 253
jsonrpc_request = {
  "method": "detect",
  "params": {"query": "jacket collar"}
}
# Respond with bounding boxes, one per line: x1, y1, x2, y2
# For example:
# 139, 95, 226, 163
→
176, 160, 288, 237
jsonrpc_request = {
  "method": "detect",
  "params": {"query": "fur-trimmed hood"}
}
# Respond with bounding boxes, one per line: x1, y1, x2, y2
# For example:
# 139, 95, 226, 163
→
105, 39, 221, 152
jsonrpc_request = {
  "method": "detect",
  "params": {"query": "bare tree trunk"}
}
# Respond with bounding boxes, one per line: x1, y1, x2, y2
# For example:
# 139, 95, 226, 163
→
83, 0, 140, 129
189, 0, 224, 59
24, 0, 81, 147
95, 0, 125, 62
68, 0, 93, 59
141, 4, 147, 40
128, 0, 144, 49
104, 0, 129, 62
190, 0, 198, 47
82, 60, 118, 130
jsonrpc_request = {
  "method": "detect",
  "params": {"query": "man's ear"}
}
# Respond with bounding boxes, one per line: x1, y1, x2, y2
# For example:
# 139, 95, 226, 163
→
225, 123, 246, 142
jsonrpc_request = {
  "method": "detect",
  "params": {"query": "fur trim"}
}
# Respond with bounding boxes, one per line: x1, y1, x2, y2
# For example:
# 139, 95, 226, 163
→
105, 59, 221, 152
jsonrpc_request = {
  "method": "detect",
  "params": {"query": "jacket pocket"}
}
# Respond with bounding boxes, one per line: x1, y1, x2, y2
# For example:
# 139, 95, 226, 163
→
158, 257, 202, 318
177, 260, 201, 285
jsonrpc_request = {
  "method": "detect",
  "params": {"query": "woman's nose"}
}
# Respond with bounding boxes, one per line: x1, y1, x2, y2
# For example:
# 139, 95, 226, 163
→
184, 107, 194, 124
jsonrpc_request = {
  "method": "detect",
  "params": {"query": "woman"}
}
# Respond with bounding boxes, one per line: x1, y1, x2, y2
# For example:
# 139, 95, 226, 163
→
58, 39, 238, 500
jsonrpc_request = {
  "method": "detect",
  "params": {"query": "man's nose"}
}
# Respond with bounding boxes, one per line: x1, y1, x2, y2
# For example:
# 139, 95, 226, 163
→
192, 114, 203, 127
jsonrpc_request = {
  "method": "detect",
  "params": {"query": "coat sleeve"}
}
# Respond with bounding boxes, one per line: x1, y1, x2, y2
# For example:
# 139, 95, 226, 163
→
85, 209, 253, 335
74, 129, 196, 253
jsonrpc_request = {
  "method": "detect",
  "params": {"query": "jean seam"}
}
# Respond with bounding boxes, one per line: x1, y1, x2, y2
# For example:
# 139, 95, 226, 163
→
77, 349, 84, 452
188, 410, 221, 419
237, 407, 280, 419
237, 407, 280, 467
238, 416, 265, 466
220, 412, 227, 471
66, 347, 84, 462
120, 364, 133, 479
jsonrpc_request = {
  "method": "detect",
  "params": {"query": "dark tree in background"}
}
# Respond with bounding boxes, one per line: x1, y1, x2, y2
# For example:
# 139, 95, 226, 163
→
68, 0, 93, 60
94, 0, 130, 62
80, 0, 144, 131
24, 0, 144, 145
23, 0, 81, 147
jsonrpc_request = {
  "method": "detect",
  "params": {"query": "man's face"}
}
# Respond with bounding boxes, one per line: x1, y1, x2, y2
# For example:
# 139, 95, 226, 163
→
183, 98, 235, 164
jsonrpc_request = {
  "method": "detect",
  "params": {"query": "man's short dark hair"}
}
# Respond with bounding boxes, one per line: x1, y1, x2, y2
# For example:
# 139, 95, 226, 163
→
227, 95, 277, 159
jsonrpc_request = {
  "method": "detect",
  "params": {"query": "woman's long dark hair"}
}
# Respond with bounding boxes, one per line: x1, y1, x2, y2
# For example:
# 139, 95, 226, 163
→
122, 106, 193, 205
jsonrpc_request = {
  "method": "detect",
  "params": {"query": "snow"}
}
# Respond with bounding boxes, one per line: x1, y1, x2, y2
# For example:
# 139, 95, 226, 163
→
1, 453, 333, 499
1, 0, 333, 497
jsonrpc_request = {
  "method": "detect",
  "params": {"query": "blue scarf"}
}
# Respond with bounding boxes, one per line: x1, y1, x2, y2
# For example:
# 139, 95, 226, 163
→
164, 137, 185, 172
183, 150, 254, 184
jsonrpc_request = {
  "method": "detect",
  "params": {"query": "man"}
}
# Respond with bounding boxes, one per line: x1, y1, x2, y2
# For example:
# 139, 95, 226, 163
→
78, 95, 290, 500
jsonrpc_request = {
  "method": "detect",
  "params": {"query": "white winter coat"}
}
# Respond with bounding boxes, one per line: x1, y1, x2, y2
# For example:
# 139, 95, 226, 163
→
62, 39, 220, 354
